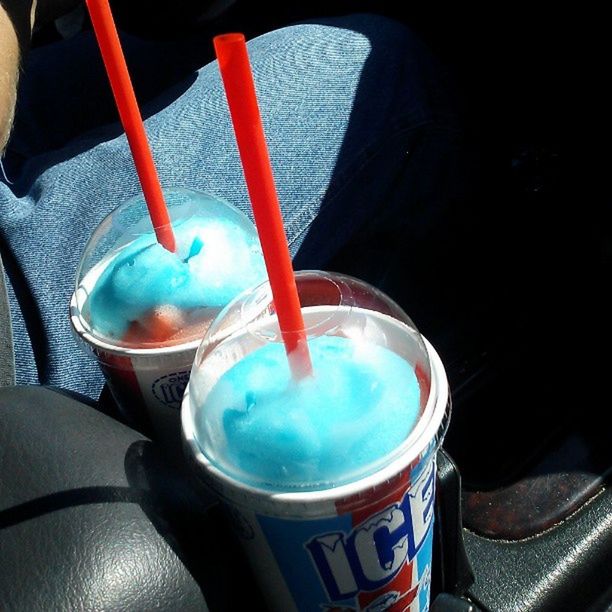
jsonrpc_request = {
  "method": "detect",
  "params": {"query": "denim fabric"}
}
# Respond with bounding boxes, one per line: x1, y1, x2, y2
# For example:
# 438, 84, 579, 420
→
0, 14, 460, 400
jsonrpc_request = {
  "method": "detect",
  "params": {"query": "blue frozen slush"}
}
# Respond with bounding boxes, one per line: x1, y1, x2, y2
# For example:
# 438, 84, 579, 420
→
81, 192, 267, 347
193, 329, 422, 490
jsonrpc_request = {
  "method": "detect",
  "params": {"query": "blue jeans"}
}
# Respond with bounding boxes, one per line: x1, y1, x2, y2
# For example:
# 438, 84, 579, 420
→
0, 14, 462, 401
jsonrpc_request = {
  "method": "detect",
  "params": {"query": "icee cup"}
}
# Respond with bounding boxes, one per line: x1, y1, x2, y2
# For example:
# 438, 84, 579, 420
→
181, 270, 451, 611
69, 187, 267, 455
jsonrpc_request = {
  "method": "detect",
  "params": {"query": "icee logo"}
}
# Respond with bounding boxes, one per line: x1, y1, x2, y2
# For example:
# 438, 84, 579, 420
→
306, 462, 435, 602
152, 370, 190, 409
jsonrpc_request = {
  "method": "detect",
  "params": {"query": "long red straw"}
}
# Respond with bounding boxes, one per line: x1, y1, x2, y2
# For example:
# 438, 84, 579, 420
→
213, 33, 312, 379
85, 0, 176, 252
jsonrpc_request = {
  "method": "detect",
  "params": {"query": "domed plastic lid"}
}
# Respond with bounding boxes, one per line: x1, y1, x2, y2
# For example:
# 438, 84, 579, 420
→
186, 270, 433, 492
73, 188, 266, 349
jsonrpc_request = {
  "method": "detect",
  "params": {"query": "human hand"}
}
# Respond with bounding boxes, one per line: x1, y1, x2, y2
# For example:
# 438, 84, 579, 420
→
0, 0, 33, 153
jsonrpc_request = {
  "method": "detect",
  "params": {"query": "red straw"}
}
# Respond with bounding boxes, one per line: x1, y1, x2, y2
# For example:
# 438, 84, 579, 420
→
213, 33, 312, 379
85, 0, 176, 252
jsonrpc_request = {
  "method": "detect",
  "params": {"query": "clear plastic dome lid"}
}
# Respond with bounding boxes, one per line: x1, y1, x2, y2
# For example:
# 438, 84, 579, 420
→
186, 270, 433, 492
73, 188, 266, 349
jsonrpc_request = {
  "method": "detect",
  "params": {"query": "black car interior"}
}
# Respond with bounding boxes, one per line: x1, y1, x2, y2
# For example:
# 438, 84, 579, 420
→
1, 2, 610, 610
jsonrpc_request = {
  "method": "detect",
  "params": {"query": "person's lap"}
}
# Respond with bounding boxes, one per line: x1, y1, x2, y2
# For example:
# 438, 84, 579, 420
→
0, 13, 460, 400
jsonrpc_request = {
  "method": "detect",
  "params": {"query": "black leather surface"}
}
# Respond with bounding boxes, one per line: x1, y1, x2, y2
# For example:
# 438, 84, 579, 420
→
464, 487, 612, 612
0, 385, 210, 611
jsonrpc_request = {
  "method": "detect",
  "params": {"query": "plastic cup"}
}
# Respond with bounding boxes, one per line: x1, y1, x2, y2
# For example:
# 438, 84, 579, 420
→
181, 270, 451, 611
70, 187, 266, 456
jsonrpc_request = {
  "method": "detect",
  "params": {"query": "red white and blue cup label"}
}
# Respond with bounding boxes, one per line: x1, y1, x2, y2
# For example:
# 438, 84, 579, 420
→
229, 456, 437, 611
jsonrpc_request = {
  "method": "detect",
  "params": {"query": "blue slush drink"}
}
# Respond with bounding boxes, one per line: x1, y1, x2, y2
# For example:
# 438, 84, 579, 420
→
182, 271, 450, 611
196, 334, 421, 491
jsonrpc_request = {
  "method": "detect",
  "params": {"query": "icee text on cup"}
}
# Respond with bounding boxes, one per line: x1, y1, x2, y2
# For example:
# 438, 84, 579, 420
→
306, 459, 435, 601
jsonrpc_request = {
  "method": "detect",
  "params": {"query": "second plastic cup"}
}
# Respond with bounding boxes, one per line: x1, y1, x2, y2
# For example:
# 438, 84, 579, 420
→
182, 270, 451, 611
70, 187, 267, 455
